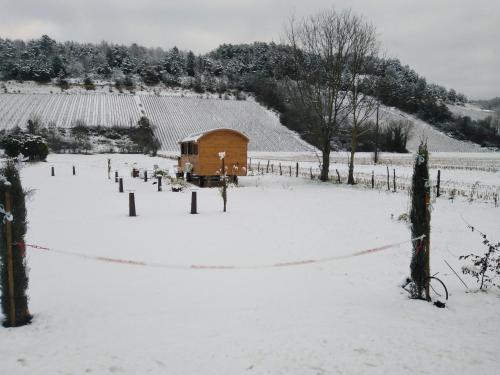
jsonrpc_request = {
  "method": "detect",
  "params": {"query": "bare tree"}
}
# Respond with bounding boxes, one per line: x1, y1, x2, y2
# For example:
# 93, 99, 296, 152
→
284, 8, 354, 181
346, 16, 379, 185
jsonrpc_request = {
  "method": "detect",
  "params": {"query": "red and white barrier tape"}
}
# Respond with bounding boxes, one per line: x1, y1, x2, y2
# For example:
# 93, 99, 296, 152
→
21, 235, 424, 271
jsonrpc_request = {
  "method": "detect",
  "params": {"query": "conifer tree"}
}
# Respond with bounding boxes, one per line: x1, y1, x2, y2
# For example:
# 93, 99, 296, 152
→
410, 142, 431, 300
0, 160, 31, 327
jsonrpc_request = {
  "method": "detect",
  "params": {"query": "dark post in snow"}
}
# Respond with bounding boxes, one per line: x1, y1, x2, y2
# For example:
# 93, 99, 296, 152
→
266, 160, 270, 173
73, 165, 76, 176
289, 165, 292, 176
371, 170, 375, 189
271, 164, 274, 173
310, 167, 313, 180
386, 166, 390, 191
144, 170, 148, 182
393, 169, 396, 192
436, 170, 441, 197
115, 171, 118, 183
119, 178, 124, 193
107, 159, 111, 179
248, 158, 252, 171
336, 169, 341, 184
129, 192, 136, 217
279, 163, 282, 176
191, 191, 198, 214
157, 176, 162, 192
51, 166, 55, 176
296, 162, 299, 177
257, 161, 260, 173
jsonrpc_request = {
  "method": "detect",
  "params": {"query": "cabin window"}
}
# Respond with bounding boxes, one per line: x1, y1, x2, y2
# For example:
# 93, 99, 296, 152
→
181, 142, 198, 155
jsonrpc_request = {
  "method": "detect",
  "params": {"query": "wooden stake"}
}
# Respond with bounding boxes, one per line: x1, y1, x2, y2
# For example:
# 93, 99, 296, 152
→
437, 170, 441, 197
119, 178, 124, 193
393, 169, 396, 192
144, 170, 148, 182
296, 162, 299, 177
371, 170, 374, 189
386, 166, 390, 191
73, 165, 76, 176
51, 166, 55, 176
266, 160, 270, 173
108, 159, 111, 179
157, 176, 162, 192
310, 167, 313, 180
425, 192, 431, 301
191, 191, 198, 214
279, 163, 282, 176
336, 169, 341, 183
5, 189, 16, 326
129, 192, 136, 217
115, 171, 118, 183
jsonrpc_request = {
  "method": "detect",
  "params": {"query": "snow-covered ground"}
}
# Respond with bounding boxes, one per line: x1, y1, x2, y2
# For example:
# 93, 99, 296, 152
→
448, 103, 496, 121
0, 153, 499, 374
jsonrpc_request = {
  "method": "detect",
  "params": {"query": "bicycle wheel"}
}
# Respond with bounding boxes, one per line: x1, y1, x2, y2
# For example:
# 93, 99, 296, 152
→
427, 276, 448, 301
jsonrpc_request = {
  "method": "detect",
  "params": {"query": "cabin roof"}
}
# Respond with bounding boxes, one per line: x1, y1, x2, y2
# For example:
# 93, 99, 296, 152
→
179, 128, 250, 144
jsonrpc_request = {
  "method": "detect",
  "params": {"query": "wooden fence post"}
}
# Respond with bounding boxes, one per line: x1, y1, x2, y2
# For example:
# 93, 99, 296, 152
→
119, 178, 124, 193
73, 165, 76, 176
249, 158, 252, 171
51, 166, 55, 176
257, 161, 260, 173
279, 163, 282, 176
393, 169, 396, 192
108, 159, 111, 179
371, 170, 374, 189
158, 176, 162, 192
437, 170, 441, 197
129, 192, 136, 217
386, 166, 390, 191
191, 191, 198, 214
296, 162, 299, 177
271, 164, 274, 173
289, 165, 292, 176
115, 171, 118, 183
266, 160, 270, 173
310, 167, 313, 180
336, 169, 341, 184
144, 170, 148, 182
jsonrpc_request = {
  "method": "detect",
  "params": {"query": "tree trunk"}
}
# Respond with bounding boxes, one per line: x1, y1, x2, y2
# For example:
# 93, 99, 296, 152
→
320, 143, 330, 182
374, 103, 380, 164
348, 130, 357, 185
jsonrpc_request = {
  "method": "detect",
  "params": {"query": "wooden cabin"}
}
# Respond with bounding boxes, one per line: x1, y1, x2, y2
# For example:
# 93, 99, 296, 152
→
178, 128, 249, 180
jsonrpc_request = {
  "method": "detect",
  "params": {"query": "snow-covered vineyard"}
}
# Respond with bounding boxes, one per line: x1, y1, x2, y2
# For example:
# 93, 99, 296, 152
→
0, 93, 313, 152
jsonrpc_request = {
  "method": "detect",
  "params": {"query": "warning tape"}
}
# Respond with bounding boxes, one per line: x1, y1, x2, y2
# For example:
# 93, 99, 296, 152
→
22, 235, 425, 271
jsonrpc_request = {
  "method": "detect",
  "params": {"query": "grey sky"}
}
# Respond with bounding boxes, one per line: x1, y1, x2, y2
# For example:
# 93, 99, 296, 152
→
0, 0, 498, 99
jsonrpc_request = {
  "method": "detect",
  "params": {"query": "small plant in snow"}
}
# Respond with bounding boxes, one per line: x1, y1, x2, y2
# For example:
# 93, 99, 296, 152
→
468, 181, 480, 203
460, 225, 500, 291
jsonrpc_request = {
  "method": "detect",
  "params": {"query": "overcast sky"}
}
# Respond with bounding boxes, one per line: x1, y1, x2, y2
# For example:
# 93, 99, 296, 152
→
0, 0, 498, 99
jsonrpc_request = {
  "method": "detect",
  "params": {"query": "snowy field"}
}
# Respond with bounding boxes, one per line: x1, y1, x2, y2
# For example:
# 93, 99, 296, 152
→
1, 153, 499, 374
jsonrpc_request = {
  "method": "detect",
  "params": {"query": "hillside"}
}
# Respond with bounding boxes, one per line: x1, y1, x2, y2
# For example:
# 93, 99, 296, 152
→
0, 91, 313, 152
